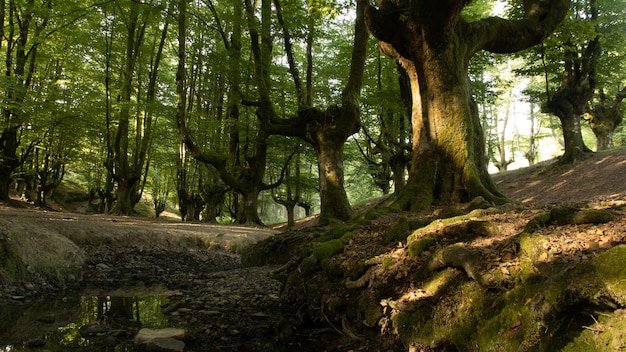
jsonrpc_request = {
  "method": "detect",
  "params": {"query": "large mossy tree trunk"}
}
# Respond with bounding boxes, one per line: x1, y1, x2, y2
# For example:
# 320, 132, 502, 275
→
365, 0, 570, 211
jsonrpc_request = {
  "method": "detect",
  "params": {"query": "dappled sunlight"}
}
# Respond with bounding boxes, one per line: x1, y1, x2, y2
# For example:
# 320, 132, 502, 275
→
321, 198, 626, 349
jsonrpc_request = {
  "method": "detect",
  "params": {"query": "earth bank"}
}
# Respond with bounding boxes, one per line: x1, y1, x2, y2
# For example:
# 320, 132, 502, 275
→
245, 201, 626, 351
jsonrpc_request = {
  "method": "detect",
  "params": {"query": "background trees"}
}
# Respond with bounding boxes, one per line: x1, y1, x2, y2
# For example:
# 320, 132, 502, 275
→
0, 0, 625, 223
516, 0, 626, 161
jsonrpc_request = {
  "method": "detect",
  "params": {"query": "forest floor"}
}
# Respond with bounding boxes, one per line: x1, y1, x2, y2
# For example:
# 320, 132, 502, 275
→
1, 148, 626, 351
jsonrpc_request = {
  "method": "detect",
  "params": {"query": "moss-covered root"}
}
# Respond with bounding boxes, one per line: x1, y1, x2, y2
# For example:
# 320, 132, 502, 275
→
562, 309, 626, 351
425, 245, 483, 283
524, 206, 615, 233
478, 245, 626, 352
390, 245, 626, 351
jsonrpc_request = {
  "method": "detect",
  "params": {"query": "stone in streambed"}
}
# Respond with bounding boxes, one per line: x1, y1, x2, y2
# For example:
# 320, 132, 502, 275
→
134, 328, 185, 352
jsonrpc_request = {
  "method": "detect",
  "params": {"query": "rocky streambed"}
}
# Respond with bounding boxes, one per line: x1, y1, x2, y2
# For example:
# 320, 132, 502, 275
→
0, 208, 352, 352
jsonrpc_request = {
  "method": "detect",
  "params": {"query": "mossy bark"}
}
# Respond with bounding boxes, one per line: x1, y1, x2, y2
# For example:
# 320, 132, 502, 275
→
365, 0, 569, 210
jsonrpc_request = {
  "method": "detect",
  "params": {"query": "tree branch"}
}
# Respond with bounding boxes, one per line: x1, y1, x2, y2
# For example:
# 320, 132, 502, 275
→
342, 0, 369, 108
467, 0, 570, 55
272, 0, 305, 107
262, 144, 300, 190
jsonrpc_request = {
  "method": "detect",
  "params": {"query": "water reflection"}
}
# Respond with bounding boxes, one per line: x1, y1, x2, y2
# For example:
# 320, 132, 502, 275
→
0, 295, 170, 351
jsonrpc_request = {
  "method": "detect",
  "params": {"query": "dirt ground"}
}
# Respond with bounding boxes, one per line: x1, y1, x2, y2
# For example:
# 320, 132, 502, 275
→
1, 148, 626, 351
492, 148, 626, 206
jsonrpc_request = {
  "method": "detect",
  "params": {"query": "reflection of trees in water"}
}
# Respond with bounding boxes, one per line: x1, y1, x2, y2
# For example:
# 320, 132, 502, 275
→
102, 296, 135, 322
83, 295, 169, 327
0, 295, 170, 350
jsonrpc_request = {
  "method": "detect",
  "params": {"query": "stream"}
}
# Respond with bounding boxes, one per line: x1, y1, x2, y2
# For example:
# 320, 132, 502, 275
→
1, 294, 171, 351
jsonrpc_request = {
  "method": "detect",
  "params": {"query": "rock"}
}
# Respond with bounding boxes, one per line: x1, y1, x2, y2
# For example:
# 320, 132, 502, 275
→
79, 323, 109, 337
101, 335, 120, 347
135, 328, 185, 352
37, 314, 56, 323
96, 263, 110, 270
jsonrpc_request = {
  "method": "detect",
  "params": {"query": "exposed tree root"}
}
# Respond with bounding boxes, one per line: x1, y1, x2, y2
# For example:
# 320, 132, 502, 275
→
425, 245, 483, 283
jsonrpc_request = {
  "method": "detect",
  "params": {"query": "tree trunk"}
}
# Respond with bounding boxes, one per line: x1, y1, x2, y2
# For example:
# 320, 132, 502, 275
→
556, 110, 588, 162
317, 126, 353, 223
365, 0, 570, 210
544, 68, 595, 162
286, 204, 295, 229
239, 186, 262, 225
397, 56, 504, 210
114, 178, 136, 215
389, 155, 407, 193
201, 184, 227, 223
585, 87, 625, 151
0, 126, 18, 202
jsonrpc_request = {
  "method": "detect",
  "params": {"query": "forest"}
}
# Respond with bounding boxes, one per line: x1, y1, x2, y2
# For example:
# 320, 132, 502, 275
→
1, 0, 626, 351
0, 0, 623, 226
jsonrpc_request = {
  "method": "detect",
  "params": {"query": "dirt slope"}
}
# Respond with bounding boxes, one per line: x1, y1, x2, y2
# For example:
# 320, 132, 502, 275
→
493, 148, 626, 206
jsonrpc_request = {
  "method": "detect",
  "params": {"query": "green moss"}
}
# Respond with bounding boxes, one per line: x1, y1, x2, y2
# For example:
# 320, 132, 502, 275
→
359, 207, 392, 223
518, 232, 549, 277
310, 231, 355, 276
358, 290, 383, 327
592, 245, 626, 305
312, 238, 346, 259
298, 254, 320, 277
465, 220, 500, 237
314, 224, 356, 243
571, 209, 615, 224
382, 217, 411, 244
562, 309, 626, 351
523, 212, 552, 233
431, 281, 487, 349
547, 206, 615, 226
382, 256, 393, 270
422, 268, 462, 295
392, 310, 433, 346
0, 240, 26, 283
408, 218, 433, 230
550, 206, 581, 225
476, 276, 547, 352
407, 234, 438, 258
320, 257, 344, 277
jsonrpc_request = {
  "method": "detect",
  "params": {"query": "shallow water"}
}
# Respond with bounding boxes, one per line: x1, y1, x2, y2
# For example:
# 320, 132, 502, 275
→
0, 294, 171, 351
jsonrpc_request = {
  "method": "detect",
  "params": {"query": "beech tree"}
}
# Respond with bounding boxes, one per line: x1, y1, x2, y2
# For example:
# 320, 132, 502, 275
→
104, 0, 169, 215
262, 0, 370, 224
365, 0, 570, 210
541, 0, 598, 163
0, 0, 52, 202
177, 0, 289, 225
585, 86, 626, 150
